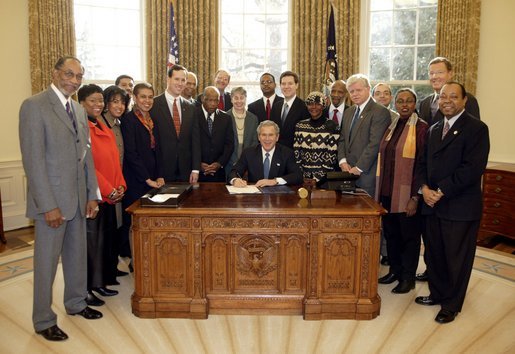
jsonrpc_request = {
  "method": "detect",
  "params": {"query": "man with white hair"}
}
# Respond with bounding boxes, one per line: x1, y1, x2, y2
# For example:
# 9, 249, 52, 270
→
337, 74, 390, 196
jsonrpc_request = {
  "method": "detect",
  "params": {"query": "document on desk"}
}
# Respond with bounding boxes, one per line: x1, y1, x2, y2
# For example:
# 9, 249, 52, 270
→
148, 194, 180, 202
226, 185, 262, 194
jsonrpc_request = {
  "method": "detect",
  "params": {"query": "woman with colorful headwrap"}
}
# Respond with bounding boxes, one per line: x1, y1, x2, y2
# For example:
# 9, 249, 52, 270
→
293, 91, 340, 182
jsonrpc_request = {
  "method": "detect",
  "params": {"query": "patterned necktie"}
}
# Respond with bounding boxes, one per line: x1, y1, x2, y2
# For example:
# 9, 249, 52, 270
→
281, 103, 289, 123
349, 106, 361, 138
431, 94, 440, 117
266, 98, 271, 120
218, 93, 224, 110
332, 109, 339, 124
442, 120, 450, 140
207, 114, 213, 135
65, 101, 77, 135
172, 98, 181, 136
263, 152, 270, 179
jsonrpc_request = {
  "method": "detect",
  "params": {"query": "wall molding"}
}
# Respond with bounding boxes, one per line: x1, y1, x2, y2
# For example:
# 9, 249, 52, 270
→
0, 160, 32, 231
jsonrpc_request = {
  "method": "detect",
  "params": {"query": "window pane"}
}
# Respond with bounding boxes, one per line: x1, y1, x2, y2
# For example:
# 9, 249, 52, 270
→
393, 10, 416, 45
392, 47, 415, 80
370, 48, 391, 81
266, 49, 288, 77
394, 0, 417, 8
221, 15, 243, 48
370, 12, 392, 46
74, 0, 143, 81
221, 0, 243, 13
418, 7, 437, 44
265, 15, 288, 48
371, 0, 393, 11
222, 49, 243, 81
243, 14, 266, 49
416, 46, 435, 80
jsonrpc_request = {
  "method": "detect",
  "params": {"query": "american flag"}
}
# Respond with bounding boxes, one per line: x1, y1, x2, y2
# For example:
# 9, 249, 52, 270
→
167, 2, 179, 68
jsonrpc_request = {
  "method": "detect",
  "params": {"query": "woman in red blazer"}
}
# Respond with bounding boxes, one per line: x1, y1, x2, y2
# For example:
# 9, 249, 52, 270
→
78, 84, 127, 307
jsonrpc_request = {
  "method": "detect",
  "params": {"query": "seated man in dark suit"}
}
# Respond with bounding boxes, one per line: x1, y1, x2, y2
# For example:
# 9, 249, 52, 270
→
248, 73, 284, 122
198, 86, 234, 182
228, 121, 303, 187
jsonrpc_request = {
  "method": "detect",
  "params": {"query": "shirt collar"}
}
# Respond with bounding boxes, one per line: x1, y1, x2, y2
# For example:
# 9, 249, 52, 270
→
283, 95, 296, 107
50, 83, 71, 108
444, 109, 465, 129
202, 106, 214, 119
330, 103, 345, 113
263, 94, 276, 105
261, 146, 276, 160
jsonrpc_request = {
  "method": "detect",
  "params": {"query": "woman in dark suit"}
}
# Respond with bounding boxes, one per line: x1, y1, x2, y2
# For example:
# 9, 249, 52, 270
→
375, 88, 428, 294
120, 83, 164, 269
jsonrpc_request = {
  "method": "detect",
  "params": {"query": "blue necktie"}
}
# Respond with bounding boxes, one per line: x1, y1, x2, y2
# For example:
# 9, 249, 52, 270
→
349, 106, 360, 138
207, 114, 213, 135
263, 152, 270, 179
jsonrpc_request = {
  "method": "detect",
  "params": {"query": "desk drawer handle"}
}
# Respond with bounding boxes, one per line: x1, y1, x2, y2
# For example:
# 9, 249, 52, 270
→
492, 219, 500, 225
495, 175, 503, 181
493, 202, 501, 208
494, 187, 502, 193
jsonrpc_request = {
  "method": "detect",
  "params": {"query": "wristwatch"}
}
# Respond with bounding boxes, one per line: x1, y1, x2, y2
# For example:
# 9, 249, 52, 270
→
411, 196, 420, 202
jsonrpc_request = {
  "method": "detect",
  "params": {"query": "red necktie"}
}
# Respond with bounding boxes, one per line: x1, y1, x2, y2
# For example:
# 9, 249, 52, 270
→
172, 98, 181, 136
332, 109, 339, 124
266, 98, 271, 120
218, 93, 224, 110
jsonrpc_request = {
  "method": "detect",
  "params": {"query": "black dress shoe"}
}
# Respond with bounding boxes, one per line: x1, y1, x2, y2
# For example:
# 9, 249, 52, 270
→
36, 325, 68, 341
415, 295, 439, 306
378, 273, 398, 284
435, 309, 458, 324
392, 280, 415, 294
92, 287, 119, 297
416, 270, 428, 281
117, 270, 129, 277
86, 291, 105, 306
70, 306, 103, 319
380, 256, 390, 265
107, 279, 121, 286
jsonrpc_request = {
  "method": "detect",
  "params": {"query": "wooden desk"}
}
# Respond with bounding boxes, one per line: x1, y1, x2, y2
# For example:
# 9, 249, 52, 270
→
128, 184, 385, 320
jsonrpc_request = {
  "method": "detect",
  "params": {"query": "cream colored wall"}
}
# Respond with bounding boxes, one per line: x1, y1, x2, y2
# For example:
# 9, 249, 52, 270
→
476, 0, 515, 163
0, 0, 30, 161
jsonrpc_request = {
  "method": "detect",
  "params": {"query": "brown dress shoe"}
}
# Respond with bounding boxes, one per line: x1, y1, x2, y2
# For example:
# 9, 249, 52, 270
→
36, 325, 68, 341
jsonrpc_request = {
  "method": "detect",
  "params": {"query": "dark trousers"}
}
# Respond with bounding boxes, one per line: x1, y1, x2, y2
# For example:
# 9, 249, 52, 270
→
425, 214, 479, 312
86, 203, 117, 289
381, 197, 422, 281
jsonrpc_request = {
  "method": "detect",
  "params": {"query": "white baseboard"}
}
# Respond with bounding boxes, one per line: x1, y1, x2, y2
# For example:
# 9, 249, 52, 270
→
0, 160, 31, 231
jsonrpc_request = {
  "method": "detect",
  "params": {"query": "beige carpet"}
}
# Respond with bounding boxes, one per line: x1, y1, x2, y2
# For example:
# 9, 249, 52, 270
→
0, 248, 514, 354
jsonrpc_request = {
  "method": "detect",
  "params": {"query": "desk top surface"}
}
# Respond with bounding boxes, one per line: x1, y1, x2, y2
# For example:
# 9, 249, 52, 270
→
128, 183, 385, 216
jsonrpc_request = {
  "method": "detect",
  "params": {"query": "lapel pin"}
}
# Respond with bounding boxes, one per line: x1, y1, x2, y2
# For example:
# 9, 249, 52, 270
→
276, 163, 281, 166
453, 130, 458, 135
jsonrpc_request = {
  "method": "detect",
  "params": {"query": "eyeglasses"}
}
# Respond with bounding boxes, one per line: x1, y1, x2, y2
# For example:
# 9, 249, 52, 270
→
428, 71, 446, 77
395, 99, 416, 105
260, 80, 274, 85
60, 69, 84, 81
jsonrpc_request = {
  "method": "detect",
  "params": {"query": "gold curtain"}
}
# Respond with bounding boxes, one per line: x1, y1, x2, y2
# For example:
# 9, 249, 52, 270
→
436, 0, 481, 95
146, 0, 219, 95
292, 0, 360, 99
29, 0, 76, 94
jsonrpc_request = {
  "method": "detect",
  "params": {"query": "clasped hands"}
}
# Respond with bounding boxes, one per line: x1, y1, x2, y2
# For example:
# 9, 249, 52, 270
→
201, 162, 221, 176
339, 162, 361, 176
421, 185, 444, 207
107, 185, 126, 203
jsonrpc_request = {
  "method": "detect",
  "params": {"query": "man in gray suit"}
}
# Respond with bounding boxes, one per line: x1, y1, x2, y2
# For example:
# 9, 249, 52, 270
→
19, 56, 103, 342
337, 74, 390, 196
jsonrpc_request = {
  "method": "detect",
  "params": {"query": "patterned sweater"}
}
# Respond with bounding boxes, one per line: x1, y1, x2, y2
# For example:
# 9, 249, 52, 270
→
293, 117, 340, 181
